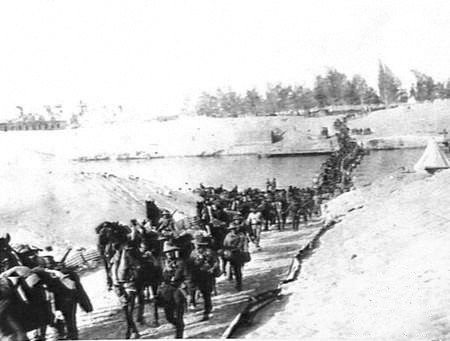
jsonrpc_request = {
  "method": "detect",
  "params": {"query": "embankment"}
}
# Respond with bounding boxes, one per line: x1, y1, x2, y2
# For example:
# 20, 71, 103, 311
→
2, 101, 450, 160
349, 100, 450, 150
245, 169, 450, 339
0, 156, 199, 255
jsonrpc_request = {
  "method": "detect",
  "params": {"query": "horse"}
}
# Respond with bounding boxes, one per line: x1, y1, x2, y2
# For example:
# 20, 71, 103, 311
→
0, 242, 92, 341
95, 221, 131, 290
14, 245, 93, 340
260, 201, 277, 231
99, 223, 163, 339
0, 266, 53, 341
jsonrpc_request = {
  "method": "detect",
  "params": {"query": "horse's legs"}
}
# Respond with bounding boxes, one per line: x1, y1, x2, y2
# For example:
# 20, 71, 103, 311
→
118, 289, 139, 339
103, 257, 113, 290
151, 283, 160, 326
128, 291, 140, 339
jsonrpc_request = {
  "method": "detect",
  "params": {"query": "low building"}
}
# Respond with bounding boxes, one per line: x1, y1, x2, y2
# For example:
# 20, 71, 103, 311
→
0, 119, 68, 132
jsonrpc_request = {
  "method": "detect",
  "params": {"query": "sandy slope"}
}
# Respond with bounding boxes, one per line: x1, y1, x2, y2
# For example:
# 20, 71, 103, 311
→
349, 100, 450, 149
245, 169, 450, 340
0, 148, 199, 253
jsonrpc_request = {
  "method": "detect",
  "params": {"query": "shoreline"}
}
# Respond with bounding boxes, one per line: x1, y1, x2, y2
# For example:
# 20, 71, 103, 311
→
244, 168, 450, 339
71, 134, 437, 163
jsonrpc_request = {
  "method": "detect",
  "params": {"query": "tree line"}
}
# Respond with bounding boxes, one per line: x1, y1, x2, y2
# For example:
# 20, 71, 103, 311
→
194, 61, 450, 117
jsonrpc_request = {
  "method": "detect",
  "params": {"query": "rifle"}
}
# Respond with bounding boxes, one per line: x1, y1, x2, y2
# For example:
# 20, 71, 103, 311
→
58, 247, 73, 267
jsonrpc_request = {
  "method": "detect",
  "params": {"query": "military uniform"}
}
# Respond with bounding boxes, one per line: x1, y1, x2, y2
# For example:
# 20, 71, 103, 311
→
157, 252, 187, 338
189, 247, 220, 319
223, 227, 246, 291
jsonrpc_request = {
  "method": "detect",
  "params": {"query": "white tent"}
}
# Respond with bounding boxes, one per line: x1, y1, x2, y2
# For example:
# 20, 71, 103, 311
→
414, 138, 450, 173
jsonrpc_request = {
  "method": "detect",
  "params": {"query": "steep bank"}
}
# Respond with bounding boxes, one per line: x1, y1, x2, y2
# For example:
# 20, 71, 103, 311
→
245, 169, 450, 339
0, 150, 199, 253
349, 100, 450, 150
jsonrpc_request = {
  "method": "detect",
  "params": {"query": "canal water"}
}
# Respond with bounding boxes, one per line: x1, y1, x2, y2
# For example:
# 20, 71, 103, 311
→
74, 148, 431, 191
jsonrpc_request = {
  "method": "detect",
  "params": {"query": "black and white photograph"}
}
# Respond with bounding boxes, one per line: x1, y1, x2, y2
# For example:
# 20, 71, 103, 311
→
1, 0, 450, 339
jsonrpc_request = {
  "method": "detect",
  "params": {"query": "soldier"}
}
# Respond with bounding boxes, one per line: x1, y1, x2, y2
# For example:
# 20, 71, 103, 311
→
189, 236, 220, 321
223, 223, 246, 291
246, 207, 262, 249
158, 210, 176, 237
157, 243, 188, 338
287, 199, 300, 231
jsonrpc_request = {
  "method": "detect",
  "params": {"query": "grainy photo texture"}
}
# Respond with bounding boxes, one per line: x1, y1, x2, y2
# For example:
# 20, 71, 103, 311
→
1, 0, 450, 340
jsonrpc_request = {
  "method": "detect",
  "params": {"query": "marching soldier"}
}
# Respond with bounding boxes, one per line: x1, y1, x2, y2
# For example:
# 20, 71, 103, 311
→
223, 223, 246, 291
189, 236, 220, 321
157, 243, 188, 338
246, 207, 262, 249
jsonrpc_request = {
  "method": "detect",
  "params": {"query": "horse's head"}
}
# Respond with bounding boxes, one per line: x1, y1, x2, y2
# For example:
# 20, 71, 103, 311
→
0, 233, 11, 251
97, 221, 130, 248
115, 244, 141, 284
0, 251, 20, 274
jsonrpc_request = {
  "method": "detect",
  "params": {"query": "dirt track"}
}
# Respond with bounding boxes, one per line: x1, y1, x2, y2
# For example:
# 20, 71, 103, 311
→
75, 219, 323, 339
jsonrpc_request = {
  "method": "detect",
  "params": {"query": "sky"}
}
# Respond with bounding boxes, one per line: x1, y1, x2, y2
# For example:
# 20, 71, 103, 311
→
0, 0, 449, 118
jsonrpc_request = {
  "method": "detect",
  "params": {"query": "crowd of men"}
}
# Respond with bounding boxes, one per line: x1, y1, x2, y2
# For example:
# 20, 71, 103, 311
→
136, 118, 365, 328
0, 119, 364, 339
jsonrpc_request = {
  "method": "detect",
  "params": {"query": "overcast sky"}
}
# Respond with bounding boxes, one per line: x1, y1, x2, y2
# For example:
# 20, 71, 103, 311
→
0, 0, 449, 117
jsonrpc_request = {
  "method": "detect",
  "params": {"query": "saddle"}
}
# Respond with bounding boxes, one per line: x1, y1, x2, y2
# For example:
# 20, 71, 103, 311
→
1, 266, 43, 304
0, 266, 54, 331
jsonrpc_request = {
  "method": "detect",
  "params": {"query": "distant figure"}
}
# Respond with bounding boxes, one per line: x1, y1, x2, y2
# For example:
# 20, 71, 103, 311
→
266, 178, 271, 192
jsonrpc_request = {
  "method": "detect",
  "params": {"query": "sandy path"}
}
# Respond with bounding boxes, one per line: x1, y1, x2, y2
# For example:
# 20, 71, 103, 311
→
75, 218, 323, 339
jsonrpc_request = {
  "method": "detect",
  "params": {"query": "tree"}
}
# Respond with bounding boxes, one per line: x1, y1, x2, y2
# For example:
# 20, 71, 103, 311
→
325, 69, 348, 104
216, 89, 244, 117
289, 86, 317, 110
363, 87, 381, 104
411, 70, 436, 102
196, 92, 220, 116
298, 88, 318, 109
346, 75, 369, 104
264, 84, 293, 113
313, 76, 330, 107
378, 61, 401, 104
243, 89, 264, 115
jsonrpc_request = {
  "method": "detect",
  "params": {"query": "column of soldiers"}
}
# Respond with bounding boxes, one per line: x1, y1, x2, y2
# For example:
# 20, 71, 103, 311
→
0, 119, 364, 339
